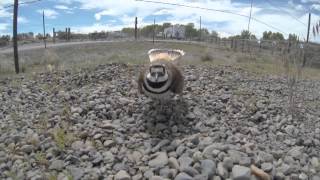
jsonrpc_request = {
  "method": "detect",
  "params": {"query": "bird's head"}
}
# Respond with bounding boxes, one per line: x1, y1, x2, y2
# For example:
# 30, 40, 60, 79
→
146, 64, 169, 83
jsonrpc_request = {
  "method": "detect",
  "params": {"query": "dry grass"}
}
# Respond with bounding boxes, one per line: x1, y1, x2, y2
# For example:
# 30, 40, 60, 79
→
0, 41, 319, 80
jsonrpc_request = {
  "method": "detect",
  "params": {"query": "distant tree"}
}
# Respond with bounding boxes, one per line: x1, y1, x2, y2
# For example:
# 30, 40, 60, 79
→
229, 30, 256, 40
185, 23, 197, 40
262, 31, 284, 41
162, 23, 171, 29
140, 25, 155, 37
288, 33, 299, 42
35, 33, 43, 40
121, 28, 135, 36
211, 30, 218, 37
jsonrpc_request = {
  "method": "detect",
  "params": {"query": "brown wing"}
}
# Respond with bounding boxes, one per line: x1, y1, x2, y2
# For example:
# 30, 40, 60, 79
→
170, 64, 184, 94
138, 69, 145, 94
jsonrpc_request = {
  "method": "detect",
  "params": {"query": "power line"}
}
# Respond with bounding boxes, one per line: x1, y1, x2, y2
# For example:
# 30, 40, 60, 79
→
3, 0, 42, 9
265, 0, 307, 26
135, 0, 288, 35
248, 0, 253, 32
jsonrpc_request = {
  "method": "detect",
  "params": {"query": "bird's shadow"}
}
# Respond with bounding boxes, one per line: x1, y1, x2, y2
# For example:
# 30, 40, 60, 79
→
139, 97, 192, 138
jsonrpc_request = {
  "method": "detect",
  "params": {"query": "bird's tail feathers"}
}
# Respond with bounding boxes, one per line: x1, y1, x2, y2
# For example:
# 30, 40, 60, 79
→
148, 49, 185, 63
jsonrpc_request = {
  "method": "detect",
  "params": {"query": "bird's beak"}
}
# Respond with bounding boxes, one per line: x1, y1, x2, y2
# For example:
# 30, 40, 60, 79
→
155, 73, 158, 82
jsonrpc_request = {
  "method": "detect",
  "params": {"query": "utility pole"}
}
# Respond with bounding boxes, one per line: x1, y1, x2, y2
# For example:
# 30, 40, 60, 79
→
65, 28, 68, 40
248, 0, 253, 33
53, 28, 55, 43
153, 18, 155, 44
42, 10, 47, 48
303, 13, 311, 67
306, 13, 311, 43
68, 27, 71, 41
135, 17, 138, 40
13, 0, 19, 74
199, 16, 202, 41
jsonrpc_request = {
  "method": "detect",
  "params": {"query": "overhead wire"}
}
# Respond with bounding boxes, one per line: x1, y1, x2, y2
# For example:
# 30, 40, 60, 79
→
135, 0, 292, 35
265, 0, 307, 27
2, 0, 42, 9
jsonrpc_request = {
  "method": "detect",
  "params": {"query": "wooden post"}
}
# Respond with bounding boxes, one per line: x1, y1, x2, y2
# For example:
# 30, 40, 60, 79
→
53, 28, 55, 43
199, 16, 201, 41
241, 39, 244, 52
153, 18, 155, 44
135, 17, 138, 40
259, 40, 262, 52
68, 27, 71, 41
42, 11, 47, 48
303, 13, 311, 67
306, 13, 311, 43
13, 0, 19, 74
231, 38, 234, 49
65, 28, 68, 40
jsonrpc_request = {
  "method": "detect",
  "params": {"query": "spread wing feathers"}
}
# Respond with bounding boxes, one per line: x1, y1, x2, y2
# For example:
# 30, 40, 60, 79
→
148, 49, 185, 63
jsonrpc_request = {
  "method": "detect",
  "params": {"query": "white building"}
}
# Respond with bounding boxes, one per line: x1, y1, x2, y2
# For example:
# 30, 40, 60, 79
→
164, 25, 185, 39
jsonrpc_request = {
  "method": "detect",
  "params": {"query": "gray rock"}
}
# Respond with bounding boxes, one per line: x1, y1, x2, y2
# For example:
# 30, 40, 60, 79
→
20, 145, 33, 154
168, 157, 180, 169
178, 156, 193, 169
103, 140, 115, 147
192, 151, 203, 162
67, 167, 84, 180
298, 173, 308, 180
200, 159, 216, 178
288, 146, 303, 160
239, 157, 251, 166
149, 152, 168, 168
278, 163, 294, 176
115, 170, 131, 180
132, 173, 143, 180
175, 172, 193, 180
232, 165, 251, 180
223, 157, 234, 171
49, 160, 64, 171
217, 162, 228, 179
181, 166, 199, 177
261, 162, 273, 172
193, 174, 208, 180
103, 151, 115, 163
311, 157, 319, 169
152, 139, 170, 152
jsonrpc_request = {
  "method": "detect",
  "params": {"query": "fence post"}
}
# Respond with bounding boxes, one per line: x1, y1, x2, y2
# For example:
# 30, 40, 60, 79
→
53, 28, 55, 43
65, 28, 68, 41
135, 17, 137, 40
231, 38, 233, 49
68, 28, 71, 41
241, 39, 244, 52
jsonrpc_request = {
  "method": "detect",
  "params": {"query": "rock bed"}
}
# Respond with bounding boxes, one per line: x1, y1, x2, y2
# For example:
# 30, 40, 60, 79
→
0, 63, 320, 180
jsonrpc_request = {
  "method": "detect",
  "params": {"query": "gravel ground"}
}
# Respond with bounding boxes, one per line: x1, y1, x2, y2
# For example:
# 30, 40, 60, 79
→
0, 63, 320, 180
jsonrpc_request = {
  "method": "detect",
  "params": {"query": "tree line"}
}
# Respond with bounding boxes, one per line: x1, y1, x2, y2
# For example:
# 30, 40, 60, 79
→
0, 22, 302, 47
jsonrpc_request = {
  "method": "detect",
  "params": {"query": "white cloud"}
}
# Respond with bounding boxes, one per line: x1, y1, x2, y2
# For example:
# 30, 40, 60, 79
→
94, 10, 116, 20
37, 9, 59, 19
18, 16, 28, 24
0, 8, 11, 18
288, 0, 305, 11
311, 4, 320, 11
54, 5, 70, 10
301, 0, 320, 3
0, 23, 8, 31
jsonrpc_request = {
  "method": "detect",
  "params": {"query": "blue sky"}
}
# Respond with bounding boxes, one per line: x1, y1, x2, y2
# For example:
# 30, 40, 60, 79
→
0, 0, 320, 42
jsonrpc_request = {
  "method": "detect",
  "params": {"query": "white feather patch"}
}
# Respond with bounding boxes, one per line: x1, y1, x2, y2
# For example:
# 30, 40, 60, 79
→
148, 49, 185, 62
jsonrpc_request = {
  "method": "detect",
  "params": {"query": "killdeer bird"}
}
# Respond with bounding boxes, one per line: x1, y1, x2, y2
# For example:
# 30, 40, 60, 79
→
138, 49, 185, 102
